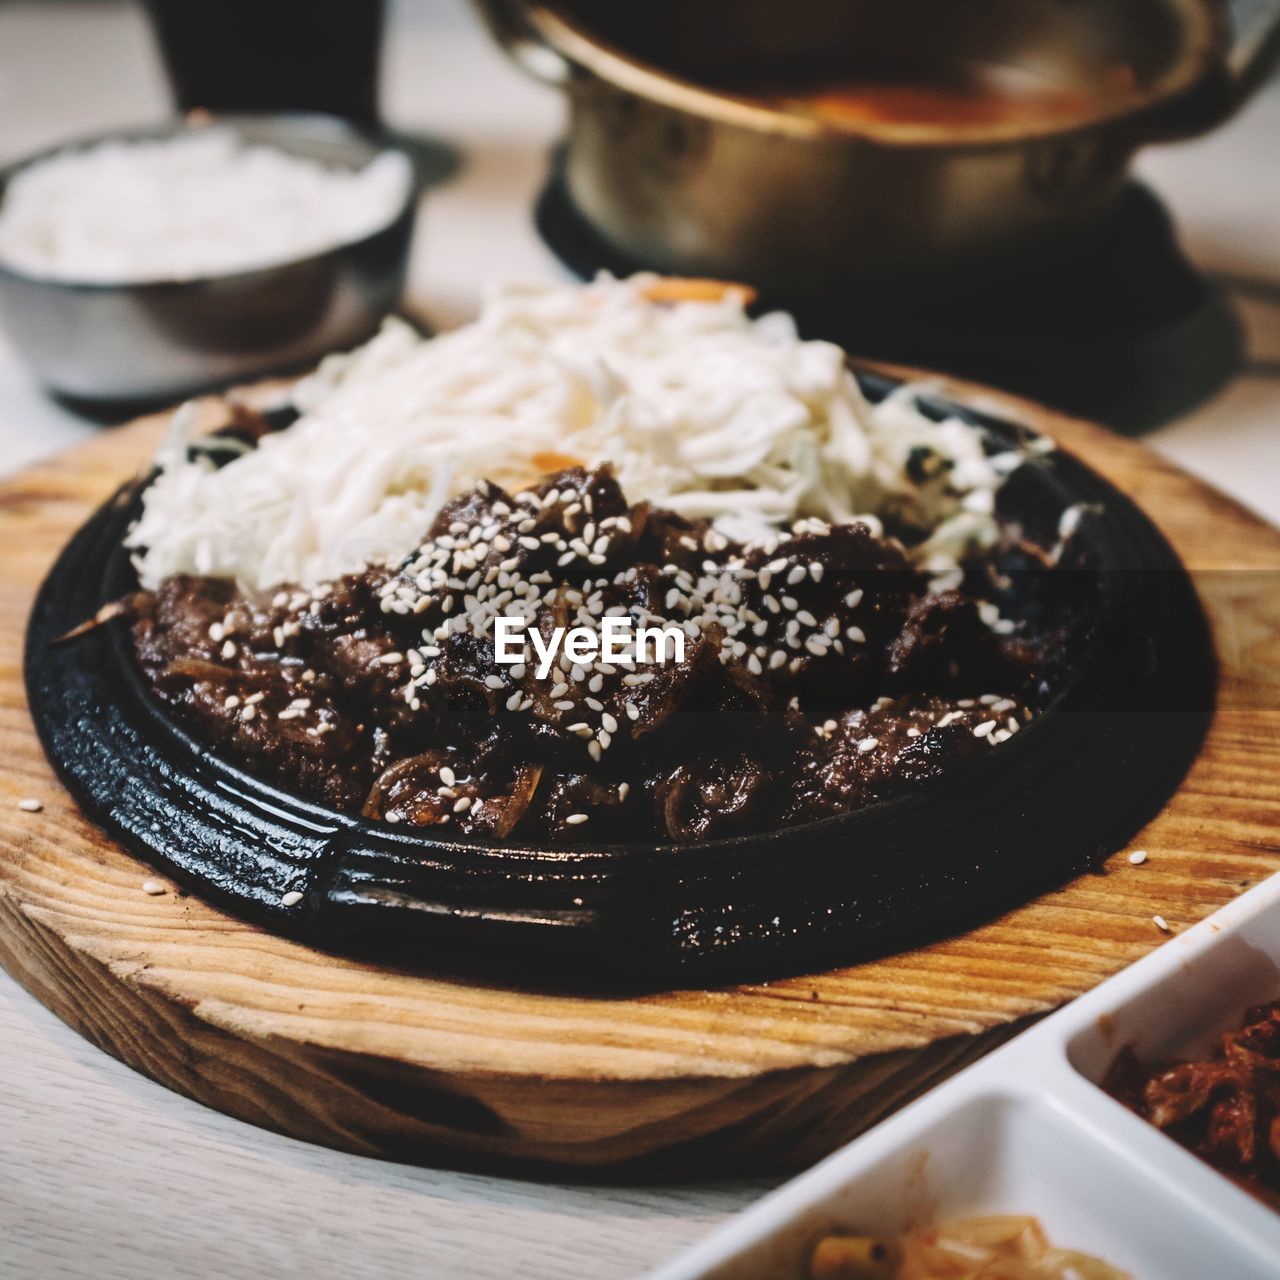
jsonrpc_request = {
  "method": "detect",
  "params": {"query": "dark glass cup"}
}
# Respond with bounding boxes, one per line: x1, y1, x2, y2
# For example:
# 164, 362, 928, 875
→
145, 0, 386, 129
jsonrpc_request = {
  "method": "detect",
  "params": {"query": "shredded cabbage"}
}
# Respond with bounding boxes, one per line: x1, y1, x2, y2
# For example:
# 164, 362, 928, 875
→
127, 274, 1016, 591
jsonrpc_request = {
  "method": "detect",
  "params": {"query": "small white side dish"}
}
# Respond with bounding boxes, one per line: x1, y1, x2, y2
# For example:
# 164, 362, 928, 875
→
651, 874, 1280, 1279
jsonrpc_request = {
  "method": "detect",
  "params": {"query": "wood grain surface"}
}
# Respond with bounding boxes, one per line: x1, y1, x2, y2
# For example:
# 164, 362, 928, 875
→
1, 377, 1278, 1176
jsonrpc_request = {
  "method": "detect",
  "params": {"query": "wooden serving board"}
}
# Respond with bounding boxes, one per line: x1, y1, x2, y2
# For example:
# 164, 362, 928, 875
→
2, 377, 1279, 1177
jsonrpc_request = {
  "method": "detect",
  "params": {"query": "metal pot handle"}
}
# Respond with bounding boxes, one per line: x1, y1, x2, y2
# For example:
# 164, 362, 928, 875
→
1225, 0, 1280, 100
1150, 0, 1280, 138
470, 0, 572, 86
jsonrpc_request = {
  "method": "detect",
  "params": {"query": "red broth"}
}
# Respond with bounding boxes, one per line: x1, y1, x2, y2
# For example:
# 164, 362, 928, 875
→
716, 58, 1136, 131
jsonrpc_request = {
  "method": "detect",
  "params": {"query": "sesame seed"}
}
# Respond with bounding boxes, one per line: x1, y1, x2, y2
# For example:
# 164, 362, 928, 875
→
625, 703, 640, 721
1153, 914, 1171, 933
484, 674, 505, 690
973, 719, 997, 738
587, 740, 602, 763
142, 878, 167, 895
281, 890, 304, 907
565, 813, 589, 825
601, 712, 618, 733
453, 796, 472, 814
1128, 850, 1148, 865
439, 766, 456, 787
857, 737, 879, 752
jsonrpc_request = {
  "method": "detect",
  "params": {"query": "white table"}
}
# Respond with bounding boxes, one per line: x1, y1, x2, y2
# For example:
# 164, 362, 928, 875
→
0, 4, 1277, 1277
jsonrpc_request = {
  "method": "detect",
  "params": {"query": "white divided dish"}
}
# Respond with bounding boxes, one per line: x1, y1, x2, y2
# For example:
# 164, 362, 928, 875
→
651, 874, 1280, 1279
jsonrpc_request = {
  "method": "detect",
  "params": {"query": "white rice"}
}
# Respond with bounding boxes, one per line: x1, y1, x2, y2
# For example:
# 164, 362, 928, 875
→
126, 274, 1023, 592
0, 127, 412, 284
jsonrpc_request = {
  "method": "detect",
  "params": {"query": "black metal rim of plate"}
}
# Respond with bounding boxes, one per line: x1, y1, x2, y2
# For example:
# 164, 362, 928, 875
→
23, 373, 1214, 989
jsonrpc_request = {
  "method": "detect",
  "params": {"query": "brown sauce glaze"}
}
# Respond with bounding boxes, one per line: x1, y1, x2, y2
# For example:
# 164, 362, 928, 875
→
130, 465, 1083, 845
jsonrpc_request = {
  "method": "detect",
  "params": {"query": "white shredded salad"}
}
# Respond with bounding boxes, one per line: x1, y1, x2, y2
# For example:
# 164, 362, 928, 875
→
127, 274, 1024, 592
0, 127, 412, 284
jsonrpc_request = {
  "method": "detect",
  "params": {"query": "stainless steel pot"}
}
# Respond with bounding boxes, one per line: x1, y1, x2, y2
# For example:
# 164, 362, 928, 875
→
475, 0, 1280, 298
0, 113, 414, 405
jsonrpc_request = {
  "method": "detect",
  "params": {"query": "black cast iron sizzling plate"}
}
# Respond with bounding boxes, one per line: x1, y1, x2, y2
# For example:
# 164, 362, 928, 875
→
24, 372, 1213, 986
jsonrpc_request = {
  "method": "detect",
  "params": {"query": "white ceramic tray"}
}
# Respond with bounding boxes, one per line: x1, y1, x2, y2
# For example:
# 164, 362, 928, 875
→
650, 873, 1280, 1279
